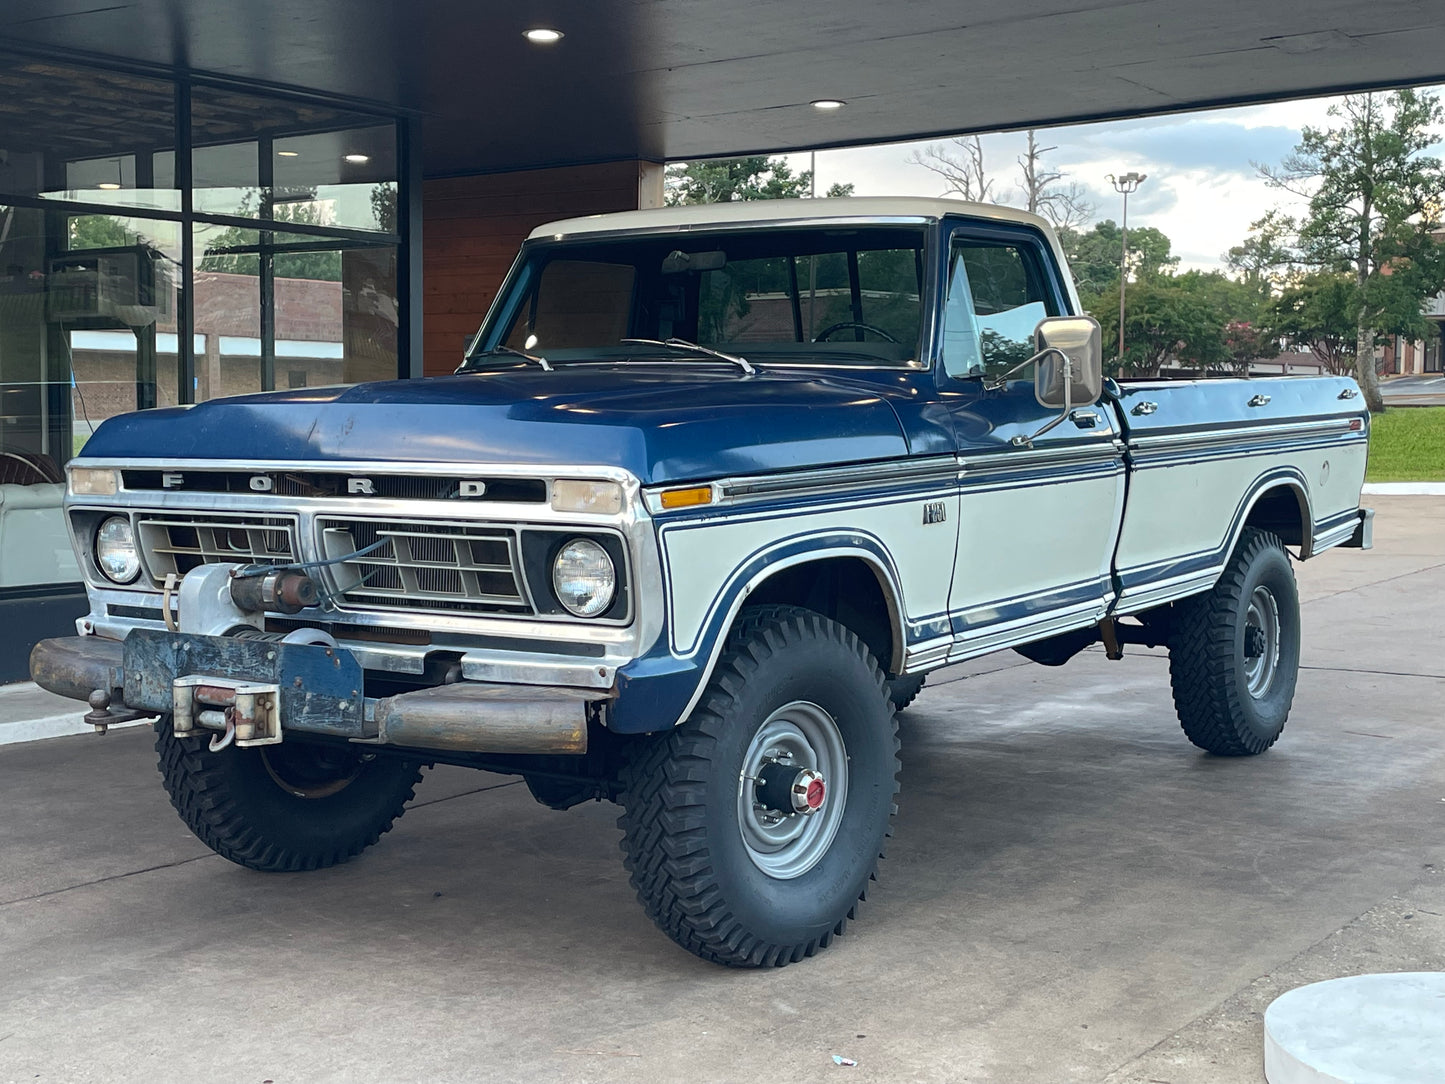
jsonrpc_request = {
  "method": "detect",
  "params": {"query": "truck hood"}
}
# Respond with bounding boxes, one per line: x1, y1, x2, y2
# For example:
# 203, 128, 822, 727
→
81, 367, 911, 485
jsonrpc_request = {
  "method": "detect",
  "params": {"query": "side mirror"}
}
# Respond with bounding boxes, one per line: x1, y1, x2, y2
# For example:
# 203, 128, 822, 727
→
1034, 316, 1102, 410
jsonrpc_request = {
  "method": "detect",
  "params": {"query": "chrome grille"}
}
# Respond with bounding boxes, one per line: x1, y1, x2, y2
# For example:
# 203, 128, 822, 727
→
317, 518, 530, 616
136, 514, 296, 585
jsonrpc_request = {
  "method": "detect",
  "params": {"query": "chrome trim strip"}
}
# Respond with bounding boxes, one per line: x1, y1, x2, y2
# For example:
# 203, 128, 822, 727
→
1128, 417, 1360, 454
961, 440, 1126, 475
538, 215, 938, 242
713, 455, 957, 503
1312, 520, 1360, 554
946, 600, 1107, 663
652, 441, 1125, 513
73, 456, 636, 482
902, 637, 952, 673
1114, 571, 1220, 614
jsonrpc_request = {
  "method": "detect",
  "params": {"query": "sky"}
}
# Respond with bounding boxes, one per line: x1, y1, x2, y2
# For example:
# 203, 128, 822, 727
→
786, 88, 1445, 274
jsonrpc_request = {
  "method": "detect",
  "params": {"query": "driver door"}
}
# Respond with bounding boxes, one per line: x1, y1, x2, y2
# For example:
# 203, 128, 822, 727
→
939, 224, 1125, 659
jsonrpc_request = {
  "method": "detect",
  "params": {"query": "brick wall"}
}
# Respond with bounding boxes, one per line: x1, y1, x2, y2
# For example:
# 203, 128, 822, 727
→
422, 160, 660, 376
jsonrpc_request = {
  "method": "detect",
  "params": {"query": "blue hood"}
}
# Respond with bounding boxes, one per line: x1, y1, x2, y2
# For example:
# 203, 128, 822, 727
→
82, 367, 911, 484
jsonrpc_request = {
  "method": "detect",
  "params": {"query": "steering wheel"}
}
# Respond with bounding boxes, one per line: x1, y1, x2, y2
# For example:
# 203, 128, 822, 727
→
813, 321, 899, 344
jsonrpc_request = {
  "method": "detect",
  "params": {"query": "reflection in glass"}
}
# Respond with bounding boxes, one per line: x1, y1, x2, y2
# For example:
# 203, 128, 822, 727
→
0, 50, 179, 212
192, 86, 398, 234
193, 223, 262, 401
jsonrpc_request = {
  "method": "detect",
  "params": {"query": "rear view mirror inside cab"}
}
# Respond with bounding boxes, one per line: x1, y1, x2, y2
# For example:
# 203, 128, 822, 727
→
661, 249, 727, 274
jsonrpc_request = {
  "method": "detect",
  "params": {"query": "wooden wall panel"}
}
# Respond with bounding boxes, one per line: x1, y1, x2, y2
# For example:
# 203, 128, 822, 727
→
421, 160, 652, 375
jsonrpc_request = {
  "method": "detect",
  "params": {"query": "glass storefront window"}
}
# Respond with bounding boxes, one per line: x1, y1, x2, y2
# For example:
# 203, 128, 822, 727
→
0, 46, 410, 653
191, 87, 398, 234
193, 222, 263, 401
0, 56, 179, 212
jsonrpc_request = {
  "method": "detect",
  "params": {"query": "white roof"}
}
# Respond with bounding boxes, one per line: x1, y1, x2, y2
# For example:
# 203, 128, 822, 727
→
528, 196, 1053, 240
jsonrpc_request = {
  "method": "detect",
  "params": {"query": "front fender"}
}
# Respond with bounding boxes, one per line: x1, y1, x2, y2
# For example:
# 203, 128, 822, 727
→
609, 532, 908, 733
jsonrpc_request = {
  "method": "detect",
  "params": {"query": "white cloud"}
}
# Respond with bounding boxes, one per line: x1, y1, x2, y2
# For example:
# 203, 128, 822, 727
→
785, 86, 1445, 273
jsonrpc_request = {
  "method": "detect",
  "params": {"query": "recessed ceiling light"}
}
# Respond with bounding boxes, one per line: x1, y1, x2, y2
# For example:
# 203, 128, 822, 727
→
811, 99, 846, 111
277, 150, 300, 157
523, 27, 564, 43
97, 182, 121, 190
343, 153, 370, 164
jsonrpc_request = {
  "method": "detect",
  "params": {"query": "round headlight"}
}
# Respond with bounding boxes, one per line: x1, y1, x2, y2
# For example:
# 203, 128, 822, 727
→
95, 515, 141, 584
551, 538, 616, 617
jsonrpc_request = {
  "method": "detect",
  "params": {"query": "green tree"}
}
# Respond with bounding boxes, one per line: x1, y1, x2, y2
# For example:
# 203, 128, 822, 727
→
664, 156, 850, 204
1263, 271, 1358, 375
1224, 209, 1297, 302
1092, 272, 1232, 377
1261, 89, 1445, 411
1059, 220, 1178, 305
67, 215, 136, 250
198, 199, 343, 281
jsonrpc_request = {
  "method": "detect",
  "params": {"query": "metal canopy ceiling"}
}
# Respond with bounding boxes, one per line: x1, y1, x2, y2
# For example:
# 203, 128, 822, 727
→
4, 1, 1445, 178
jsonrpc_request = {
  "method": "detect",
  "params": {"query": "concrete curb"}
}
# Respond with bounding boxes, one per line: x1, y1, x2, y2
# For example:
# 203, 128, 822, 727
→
0, 681, 147, 746
0, 712, 146, 746
1361, 483, 1445, 495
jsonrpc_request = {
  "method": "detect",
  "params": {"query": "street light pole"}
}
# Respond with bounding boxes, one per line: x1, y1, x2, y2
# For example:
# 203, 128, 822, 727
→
1107, 171, 1147, 366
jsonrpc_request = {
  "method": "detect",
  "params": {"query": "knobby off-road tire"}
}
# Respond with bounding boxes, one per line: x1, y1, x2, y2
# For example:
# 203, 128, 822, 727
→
1168, 528, 1301, 756
618, 605, 900, 967
888, 673, 927, 713
155, 718, 424, 871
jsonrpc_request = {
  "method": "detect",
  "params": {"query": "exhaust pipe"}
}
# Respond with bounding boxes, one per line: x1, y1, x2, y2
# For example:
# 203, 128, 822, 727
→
371, 682, 595, 754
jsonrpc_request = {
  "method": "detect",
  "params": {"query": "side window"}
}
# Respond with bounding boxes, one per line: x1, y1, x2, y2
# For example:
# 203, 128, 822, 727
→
942, 238, 1054, 380
505, 259, 635, 350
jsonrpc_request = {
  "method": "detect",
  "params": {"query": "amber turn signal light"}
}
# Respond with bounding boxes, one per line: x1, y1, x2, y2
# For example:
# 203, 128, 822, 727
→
659, 485, 713, 510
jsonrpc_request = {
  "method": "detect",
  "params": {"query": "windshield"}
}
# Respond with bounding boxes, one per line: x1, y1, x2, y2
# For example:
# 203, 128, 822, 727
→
464, 225, 928, 370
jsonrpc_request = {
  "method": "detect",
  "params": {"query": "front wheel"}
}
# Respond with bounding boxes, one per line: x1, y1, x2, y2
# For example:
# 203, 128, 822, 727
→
1167, 528, 1300, 755
155, 720, 424, 871
618, 605, 899, 967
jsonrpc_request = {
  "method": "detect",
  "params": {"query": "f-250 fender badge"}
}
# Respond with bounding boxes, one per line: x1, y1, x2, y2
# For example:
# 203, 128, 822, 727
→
922, 501, 947, 525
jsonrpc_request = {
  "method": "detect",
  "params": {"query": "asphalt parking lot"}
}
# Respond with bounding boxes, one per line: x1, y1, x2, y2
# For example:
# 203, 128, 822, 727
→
2, 496, 1442, 1084
1381, 373, 1445, 406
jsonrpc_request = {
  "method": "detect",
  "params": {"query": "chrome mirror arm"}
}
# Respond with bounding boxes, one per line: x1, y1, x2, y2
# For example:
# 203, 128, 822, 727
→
980, 346, 1069, 392
1011, 355, 1074, 448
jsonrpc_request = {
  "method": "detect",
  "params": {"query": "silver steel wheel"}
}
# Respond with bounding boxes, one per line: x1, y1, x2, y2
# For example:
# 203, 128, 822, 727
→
736, 700, 849, 880
1243, 585, 1281, 698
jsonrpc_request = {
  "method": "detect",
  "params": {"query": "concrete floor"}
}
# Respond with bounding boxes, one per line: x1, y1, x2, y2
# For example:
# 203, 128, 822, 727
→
2, 497, 1442, 1084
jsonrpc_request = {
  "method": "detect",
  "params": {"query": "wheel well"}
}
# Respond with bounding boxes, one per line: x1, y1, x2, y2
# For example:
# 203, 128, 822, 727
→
1243, 483, 1311, 555
744, 557, 903, 675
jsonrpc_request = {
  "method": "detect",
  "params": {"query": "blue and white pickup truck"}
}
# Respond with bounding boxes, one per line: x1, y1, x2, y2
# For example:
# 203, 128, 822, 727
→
34, 197, 1372, 967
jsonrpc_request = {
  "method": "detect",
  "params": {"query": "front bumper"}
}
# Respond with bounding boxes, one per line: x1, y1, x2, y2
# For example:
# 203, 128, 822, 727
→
30, 632, 601, 755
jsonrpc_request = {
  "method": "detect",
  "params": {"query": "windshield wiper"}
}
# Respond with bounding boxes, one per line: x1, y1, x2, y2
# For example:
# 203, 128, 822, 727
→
469, 344, 553, 372
620, 337, 756, 375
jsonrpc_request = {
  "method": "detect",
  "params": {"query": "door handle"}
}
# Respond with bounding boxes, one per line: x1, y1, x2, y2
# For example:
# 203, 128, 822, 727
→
1248, 394, 1272, 407
1131, 401, 1158, 416
1070, 410, 1100, 428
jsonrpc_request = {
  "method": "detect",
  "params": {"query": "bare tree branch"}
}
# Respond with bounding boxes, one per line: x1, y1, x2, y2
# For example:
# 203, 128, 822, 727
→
907, 137, 997, 203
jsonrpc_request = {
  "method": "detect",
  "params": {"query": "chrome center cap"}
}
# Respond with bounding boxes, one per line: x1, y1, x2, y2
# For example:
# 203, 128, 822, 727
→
756, 761, 827, 816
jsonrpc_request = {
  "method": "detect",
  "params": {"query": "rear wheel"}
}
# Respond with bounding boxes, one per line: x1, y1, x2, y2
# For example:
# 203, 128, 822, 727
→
155, 719, 423, 871
1167, 528, 1300, 755
618, 605, 899, 967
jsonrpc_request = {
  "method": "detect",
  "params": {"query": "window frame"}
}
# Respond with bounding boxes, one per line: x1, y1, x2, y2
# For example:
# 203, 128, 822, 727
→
934, 217, 1072, 385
